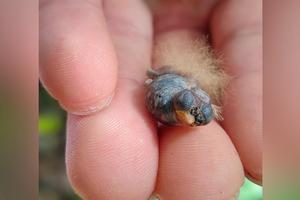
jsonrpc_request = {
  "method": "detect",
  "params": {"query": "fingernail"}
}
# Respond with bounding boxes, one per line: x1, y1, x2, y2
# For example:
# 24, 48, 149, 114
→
246, 171, 262, 185
149, 193, 161, 200
96, 93, 115, 111
60, 92, 115, 115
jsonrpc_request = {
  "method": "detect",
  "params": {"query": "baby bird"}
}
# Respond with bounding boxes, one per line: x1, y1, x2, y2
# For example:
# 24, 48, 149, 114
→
145, 32, 228, 127
145, 67, 221, 127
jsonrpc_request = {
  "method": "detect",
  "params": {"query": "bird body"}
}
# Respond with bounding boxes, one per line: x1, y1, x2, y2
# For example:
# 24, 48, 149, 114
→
146, 32, 228, 127
145, 69, 214, 127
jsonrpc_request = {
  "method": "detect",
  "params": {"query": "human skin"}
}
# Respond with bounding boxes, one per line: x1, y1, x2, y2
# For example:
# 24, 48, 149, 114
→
40, 0, 262, 199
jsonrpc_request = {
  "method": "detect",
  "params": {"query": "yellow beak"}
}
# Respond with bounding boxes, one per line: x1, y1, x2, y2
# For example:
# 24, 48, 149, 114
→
175, 110, 195, 126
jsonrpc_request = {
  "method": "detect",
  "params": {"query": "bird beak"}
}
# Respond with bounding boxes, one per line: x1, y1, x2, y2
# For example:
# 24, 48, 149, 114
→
175, 110, 195, 126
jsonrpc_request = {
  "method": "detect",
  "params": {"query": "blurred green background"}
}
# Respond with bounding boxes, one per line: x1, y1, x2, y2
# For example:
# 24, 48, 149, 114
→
39, 84, 262, 200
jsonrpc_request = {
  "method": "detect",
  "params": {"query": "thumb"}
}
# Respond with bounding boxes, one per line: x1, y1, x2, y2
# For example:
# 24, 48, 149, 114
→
40, 0, 118, 115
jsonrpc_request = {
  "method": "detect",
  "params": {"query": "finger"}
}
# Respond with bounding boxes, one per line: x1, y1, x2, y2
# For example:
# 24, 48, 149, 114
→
156, 123, 244, 200
210, 0, 262, 183
152, 31, 244, 200
66, 1, 158, 199
149, 0, 219, 33
103, 0, 152, 82
40, 0, 118, 114
66, 81, 158, 200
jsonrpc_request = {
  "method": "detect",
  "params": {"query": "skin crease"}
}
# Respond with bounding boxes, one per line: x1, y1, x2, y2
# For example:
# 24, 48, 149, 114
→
39, 0, 262, 199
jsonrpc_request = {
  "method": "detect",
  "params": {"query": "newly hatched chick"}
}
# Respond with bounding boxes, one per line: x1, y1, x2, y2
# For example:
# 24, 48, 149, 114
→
145, 32, 228, 127
145, 68, 214, 126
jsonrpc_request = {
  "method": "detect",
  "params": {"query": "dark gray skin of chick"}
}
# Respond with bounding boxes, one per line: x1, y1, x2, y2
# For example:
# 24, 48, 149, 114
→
145, 71, 214, 127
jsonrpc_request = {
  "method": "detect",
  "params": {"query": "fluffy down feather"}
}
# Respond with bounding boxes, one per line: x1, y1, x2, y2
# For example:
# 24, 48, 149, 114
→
153, 31, 230, 105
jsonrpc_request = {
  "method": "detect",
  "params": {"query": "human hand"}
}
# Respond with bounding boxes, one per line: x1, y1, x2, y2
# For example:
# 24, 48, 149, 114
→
40, 0, 262, 199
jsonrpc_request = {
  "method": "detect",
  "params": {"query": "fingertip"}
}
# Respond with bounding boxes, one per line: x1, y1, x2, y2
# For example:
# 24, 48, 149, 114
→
40, 0, 118, 114
221, 74, 262, 186
40, 29, 118, 115
155, 122, 244, 200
